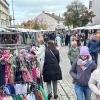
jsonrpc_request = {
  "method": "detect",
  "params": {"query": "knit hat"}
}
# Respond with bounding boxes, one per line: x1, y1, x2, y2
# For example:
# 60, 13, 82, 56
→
80, 46, 90, 56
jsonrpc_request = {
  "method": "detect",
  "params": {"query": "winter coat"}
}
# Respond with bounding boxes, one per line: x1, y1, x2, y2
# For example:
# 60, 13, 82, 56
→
87, 39, 100, 53
37, 45, 45, 72
68, 47, 80, 63
70, 60, 96, 86
89, 68, 100, 100
55, 36, 61, 47
48, 34, 56, 40
43, 48, 62, 82
65, 34, 70, 46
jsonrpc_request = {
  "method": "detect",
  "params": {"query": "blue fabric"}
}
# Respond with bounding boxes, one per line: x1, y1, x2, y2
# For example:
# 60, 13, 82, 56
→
75, 84, 91, 100
87, 40, 100, 53
7, 84, 15, 94
0, 64, 5, 86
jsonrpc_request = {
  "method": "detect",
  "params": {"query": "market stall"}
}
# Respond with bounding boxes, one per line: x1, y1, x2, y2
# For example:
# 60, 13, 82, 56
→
0, 29, 48, 100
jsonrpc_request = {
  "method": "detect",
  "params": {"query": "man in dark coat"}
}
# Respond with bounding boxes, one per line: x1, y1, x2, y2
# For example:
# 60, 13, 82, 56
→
43, 40, 62, 99
65, 32, 71, 46
87, 35, 100, 65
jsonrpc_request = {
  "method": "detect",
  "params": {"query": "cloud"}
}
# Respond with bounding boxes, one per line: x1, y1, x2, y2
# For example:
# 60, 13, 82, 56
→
8, 0, 89, 23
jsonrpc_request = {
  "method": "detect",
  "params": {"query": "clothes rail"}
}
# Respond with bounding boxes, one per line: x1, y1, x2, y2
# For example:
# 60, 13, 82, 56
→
0, 32, 21, 35
0, 44, 32, 50
0, 81, 39, 90
0, 46, 31, 50
0, 82, 39, 96
0, 91, 35, 97
0, 44, 31, 46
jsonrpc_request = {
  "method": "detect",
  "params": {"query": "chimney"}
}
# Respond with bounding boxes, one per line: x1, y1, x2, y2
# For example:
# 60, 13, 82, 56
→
52, 13, 55, 16
59, 14, 60, 17
42, 11, 45, 13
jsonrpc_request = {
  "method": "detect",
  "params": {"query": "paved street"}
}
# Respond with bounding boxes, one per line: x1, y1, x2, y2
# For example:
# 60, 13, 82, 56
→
59, 47, 76, 100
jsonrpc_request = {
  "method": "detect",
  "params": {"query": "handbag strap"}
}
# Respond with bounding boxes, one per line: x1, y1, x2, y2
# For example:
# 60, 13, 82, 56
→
49, 49, 58, 62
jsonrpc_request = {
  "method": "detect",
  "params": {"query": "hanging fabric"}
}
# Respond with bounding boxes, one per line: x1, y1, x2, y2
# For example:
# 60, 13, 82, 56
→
40, 86, 48, 100
0, 63, 5, 86
22, 68, 33, 82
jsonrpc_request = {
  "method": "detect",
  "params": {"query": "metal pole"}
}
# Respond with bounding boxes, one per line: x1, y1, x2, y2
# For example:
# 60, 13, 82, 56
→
12, 0, 15, 26
0, 11, 2, 27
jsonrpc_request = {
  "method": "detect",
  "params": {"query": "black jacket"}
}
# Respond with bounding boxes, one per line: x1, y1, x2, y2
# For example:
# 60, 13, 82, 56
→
43, 48, 62, 82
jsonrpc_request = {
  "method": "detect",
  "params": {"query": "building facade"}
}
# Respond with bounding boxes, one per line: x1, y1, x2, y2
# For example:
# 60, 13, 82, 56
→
35, 11, 64, 30
90, 0, 100, 25
0, 0, 10, 27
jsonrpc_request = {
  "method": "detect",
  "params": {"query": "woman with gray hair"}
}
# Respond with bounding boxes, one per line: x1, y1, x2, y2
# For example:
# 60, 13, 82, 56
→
68, 41, 80, 65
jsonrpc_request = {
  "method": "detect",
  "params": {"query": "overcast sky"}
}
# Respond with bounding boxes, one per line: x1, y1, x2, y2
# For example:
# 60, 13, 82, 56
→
8, 0, 89, 23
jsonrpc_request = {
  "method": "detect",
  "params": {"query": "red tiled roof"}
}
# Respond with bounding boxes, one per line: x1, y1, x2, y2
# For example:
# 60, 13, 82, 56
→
44, 12, 64, 21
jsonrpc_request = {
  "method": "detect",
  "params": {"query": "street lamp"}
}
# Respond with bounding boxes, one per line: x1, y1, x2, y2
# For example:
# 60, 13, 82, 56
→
12, 0, 15, 26
0, 11, 1, 26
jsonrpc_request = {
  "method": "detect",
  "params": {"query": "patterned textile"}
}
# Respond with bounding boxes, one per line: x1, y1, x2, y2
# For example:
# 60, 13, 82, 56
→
22, 68, 33, 82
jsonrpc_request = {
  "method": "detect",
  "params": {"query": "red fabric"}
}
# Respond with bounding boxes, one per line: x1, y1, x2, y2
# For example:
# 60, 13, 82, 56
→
5, 64, 13, 84
32, 67, 37, 82
22, 68, 33, 82
2, 54, 11, 61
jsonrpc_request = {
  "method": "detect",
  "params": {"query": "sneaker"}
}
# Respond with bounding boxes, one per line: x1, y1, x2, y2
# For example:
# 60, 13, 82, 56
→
54, 94, 58, 99
48, 93, 52, 100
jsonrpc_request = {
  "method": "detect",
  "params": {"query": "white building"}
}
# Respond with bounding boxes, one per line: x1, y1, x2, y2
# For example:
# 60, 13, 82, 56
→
35, 11, 64, 30
0, 0, 10, 27
90, 0, 100, 25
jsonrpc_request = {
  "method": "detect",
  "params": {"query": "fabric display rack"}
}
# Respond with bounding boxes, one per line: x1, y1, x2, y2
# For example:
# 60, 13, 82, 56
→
0, 31, 36, 45
0, 31, 48, 100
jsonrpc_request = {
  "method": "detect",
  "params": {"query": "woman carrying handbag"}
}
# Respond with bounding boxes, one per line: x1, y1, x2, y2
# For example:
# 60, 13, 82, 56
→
43, 40, 62, 100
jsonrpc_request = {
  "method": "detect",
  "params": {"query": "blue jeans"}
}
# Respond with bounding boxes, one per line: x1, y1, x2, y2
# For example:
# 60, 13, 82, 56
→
75, 84, 91, 100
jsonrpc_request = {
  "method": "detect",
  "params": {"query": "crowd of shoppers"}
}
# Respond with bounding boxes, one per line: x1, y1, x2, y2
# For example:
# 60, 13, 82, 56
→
39, 30, 100, 100
68, 32, 100, 100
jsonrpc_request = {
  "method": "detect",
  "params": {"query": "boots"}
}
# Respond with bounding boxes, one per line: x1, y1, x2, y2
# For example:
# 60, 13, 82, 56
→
54, 94, 58, 99
48, 93, 52, 100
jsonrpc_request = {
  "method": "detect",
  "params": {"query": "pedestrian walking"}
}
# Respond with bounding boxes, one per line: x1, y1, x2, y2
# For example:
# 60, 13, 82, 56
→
89, 68, 100, 100
70, 46, 96, 100
87, 35, 100, 65
55, 34, 61, 49
76, 33, 81, 46
43, 41, 62, 100
48, 33, 56, 41
60, 33, 65, 46
68, 41, 80, 65
65, 32, 71, 46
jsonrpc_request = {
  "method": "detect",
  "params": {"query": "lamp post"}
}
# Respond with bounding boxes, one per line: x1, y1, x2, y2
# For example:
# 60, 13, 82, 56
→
12, 0, 15, 26
0, 11, 2, 27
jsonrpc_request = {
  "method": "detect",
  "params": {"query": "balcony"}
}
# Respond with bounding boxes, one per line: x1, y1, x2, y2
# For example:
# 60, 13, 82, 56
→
0, 0, 9, 9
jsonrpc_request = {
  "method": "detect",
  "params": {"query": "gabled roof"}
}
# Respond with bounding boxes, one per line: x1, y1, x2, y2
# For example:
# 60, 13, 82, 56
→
44, 12, 64, 21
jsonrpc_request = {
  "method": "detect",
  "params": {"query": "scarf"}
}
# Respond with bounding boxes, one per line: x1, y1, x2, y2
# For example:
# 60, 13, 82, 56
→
72, 47, 78, 51
77, 56, 92, 70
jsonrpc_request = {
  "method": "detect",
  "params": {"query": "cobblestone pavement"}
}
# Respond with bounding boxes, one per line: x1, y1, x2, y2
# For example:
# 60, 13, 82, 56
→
59, 47, 76, 100
45, 47, 100, 100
